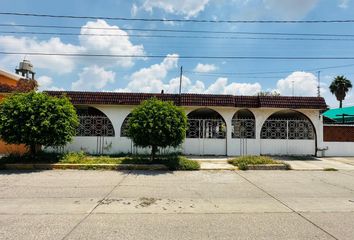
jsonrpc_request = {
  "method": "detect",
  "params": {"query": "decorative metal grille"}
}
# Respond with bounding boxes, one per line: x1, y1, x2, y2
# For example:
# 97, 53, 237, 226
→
261, 119, 314, 140
288, 120, 315, 139
186, 119, 226, 139
120, 116, 131, 137
77, 116, 115, 137
232, 119, 255, 139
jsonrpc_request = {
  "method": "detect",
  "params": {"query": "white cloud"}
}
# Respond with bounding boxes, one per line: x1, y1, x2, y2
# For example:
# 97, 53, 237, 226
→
263, 0, 319, 20
79, 20, 145, 68
0, 36, 83, 74
204, 77, 262, 95
0, 20, 145, 75
37, 75, 65, 91
275, 71, 326, 96
37, 76, 53, 90
193, 63, 218, 73
72, 65, 115, 91
117, 54, 179, 93
338, 0, 349, 8
131, 3, 139, 16
143, 0, 210, 18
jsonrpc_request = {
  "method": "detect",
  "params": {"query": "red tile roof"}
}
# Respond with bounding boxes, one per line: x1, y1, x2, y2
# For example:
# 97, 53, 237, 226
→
45, 91, 327, 109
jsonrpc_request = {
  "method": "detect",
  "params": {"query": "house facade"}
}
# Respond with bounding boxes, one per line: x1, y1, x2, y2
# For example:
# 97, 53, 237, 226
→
47, 91, 328, 156
0, 69, 28, 155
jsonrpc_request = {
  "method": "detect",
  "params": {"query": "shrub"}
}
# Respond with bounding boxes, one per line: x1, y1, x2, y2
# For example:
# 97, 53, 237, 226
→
228, 155, 279, 170
164, 156, 200, 171
127, 98, 187, 161
0, 92, 78, 155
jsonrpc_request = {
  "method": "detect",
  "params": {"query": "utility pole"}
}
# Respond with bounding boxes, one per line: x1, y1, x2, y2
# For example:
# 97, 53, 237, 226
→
179, 66, 183, 95
317, 71, 321, 97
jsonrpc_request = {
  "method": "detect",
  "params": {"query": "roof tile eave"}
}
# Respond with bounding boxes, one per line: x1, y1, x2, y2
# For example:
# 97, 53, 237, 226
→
45, 91, 327, 110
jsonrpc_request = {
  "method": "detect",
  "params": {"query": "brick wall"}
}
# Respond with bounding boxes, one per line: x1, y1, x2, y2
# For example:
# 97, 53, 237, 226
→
323, 125, 354, 142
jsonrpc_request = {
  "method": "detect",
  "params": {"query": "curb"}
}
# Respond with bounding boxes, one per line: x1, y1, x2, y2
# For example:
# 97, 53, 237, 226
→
0, 163, 169, 171
246, 164, 290, 170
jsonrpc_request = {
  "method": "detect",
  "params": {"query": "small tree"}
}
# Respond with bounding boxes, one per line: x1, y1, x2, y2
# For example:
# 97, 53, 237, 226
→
127, 98, 187, 160
329, 75, 352, 108
0, 92, 79, 155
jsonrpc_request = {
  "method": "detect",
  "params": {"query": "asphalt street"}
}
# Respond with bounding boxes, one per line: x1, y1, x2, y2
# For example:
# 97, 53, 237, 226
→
1, 170, 354, 239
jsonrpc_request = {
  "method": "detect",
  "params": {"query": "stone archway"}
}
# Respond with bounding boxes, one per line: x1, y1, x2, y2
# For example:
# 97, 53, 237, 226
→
260, 110, 316, 155
184, 108, 227, 155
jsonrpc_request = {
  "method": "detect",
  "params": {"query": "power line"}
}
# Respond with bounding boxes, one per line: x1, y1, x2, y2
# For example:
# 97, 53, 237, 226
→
1, 23, 354, 37
1, 51, 354, 60
2, 30, 354, 41
1, 12, 354, 24
185, 63, 354, 76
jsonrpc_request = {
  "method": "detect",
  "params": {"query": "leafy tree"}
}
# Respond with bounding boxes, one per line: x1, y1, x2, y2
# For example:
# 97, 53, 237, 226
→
257, 91, 280, 96
329, 75, 352, 108
0, 92, 79, 155
127, 98, 188, 160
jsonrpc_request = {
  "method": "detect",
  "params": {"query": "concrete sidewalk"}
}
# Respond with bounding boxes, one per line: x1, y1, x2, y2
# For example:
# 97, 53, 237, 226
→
192, 156, 354, 171
281, 157, 354, 170
1, 170, 354, 239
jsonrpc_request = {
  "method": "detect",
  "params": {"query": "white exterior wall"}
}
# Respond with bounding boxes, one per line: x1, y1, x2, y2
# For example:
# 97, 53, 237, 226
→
58, 104, 322, 156
320, 142, 354, 157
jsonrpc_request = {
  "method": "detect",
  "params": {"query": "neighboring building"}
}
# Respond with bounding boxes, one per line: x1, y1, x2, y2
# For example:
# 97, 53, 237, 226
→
323, 106, 354, 124
47, 91, 328, 156
0, 68, 28, 155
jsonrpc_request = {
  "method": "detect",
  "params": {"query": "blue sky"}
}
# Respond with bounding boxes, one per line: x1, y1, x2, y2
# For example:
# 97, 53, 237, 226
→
0, 0, 353, 107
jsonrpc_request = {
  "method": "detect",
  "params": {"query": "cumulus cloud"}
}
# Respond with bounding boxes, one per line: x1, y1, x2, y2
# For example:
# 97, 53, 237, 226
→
262, 0, 319, 20
0, 36, 83, 74
0, 20, 145, 75
72, 65, 115, 91
143, 0, 209, 18
204, 77, 262, 95
193, 63, 218, 73
117, 54, 179, 92
117, 54, 262, 95
37, 75, 65, 91
79, 20, 145, 68
275, 71, 325, 96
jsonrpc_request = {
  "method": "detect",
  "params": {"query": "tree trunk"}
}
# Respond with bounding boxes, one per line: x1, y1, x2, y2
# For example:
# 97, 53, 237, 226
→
29, 144, 37, 156
151, 145, 157, 162
340, 100, 343, 108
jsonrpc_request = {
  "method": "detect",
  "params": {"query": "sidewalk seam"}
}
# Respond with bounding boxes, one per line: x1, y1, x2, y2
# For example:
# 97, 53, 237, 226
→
61, 171, 131, 240
235, 171, 339, 240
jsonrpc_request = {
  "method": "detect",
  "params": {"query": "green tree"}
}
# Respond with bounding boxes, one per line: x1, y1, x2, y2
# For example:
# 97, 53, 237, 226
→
0, 92, 79, 155
329, 75, 352, 108
127, 98, 187, 160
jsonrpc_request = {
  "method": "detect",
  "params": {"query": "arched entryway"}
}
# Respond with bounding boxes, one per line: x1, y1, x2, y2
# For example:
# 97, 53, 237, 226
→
75, 106, 115, 154
184, 108, 227, 155
232, 109, 256, 155
260, 110, 316, 155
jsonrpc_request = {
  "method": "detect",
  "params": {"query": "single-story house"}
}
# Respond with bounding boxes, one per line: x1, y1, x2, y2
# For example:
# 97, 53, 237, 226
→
0, 69, 30, 155
47, 91, 330, 156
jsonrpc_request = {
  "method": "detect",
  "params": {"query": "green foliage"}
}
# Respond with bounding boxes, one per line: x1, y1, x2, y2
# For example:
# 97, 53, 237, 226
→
163, 156, 200, 171
0, 152, 64, 164
0, 151, 200, 171
228, 155, 279, 170
329, 75, 352, 108
127, 98, 188, 159
0, 92, 79, 154
323, 168, 338, 171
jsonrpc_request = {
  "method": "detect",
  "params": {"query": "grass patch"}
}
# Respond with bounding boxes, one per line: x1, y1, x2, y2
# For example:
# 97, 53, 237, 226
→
276, 155, 317, 161
228, 155, 280, 170
0, 151, 200, 171
323, 168, 338, 171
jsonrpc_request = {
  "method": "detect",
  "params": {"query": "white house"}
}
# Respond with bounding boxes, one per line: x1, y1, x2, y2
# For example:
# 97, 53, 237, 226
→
47, 91, 328, 156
